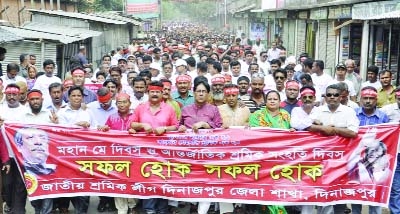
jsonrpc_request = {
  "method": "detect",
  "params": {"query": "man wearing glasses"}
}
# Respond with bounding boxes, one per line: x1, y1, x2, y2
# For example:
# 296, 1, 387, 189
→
309, 83, 359, 214
273, 68, 287, 101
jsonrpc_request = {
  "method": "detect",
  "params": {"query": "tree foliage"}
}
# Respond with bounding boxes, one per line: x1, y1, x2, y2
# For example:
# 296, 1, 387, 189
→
76, 0, 124, 12
162, 1, 215, 23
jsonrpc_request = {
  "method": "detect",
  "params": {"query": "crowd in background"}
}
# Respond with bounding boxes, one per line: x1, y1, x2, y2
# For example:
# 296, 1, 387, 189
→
0, 22, 398, 214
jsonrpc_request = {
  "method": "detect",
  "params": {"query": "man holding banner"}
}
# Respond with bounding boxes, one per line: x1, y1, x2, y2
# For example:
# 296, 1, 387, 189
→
309, 83, 359, 214
377, 87, 400, 213
1, 84, 29, 214
129, 80, 179, 214
98, 93, 136, 214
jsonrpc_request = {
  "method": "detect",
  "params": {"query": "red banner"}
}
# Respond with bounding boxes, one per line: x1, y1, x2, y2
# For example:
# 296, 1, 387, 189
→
4, 123, 399, 207
84, 83, 102, 94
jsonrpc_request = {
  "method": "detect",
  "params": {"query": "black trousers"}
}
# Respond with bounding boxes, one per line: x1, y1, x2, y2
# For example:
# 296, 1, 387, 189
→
2, 158, 27, 213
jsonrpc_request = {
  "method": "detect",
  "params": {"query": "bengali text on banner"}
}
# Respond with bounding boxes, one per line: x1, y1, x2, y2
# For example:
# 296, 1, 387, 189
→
3, 123, 399, 207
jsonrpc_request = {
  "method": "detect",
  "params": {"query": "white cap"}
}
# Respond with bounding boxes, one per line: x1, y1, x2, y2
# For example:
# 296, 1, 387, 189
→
175, 59, 187, 67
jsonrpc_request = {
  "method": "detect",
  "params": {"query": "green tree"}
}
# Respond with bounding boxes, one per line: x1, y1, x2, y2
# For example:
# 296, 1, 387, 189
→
76, 0, 124, 12
94, 0, 124, 12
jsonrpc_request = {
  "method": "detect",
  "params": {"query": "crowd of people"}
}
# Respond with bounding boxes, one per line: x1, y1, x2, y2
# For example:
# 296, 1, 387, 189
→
0, 23, 399, 214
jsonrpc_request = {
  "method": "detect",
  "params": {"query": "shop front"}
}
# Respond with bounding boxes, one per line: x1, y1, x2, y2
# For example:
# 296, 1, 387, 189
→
331, 5, 361, 64
353, 0, 400, 85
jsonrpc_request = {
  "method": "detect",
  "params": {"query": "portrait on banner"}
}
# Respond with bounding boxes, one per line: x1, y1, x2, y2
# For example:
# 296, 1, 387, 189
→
14, 127, 56, 176
347, 130, 392, 185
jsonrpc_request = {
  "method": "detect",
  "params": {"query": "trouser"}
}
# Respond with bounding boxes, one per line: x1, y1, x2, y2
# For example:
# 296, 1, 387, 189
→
301, 205, 314, 214
70, 196, 90, 214
198, 202, 211, 214
198, 202, 234, 214
99, 196, 115, 208
31, 198, 53, 214
317, 204, 347, 214
390, 153, 400, 213
2, 158, 27, 213
55, 197, 70, 210
115, 198, 137, 214
351, 204, 381, 214
142, 198, 169, 214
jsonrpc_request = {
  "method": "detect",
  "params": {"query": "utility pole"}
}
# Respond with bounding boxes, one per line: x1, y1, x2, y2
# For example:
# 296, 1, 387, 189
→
224, 0, 227, 28
159, 0, 162, 30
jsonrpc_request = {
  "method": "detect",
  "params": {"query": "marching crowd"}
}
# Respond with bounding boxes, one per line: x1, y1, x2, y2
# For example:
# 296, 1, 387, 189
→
0, 24, 399, 214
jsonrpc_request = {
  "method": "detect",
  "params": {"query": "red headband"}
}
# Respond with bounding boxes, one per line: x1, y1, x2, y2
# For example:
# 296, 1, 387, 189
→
211, 77, 225, 85
361, 89, 377, 98
72, 69, 85, 76
98, 92, 112, 103
224, 75, 232, 81
162, 82, 172, 87
116, 93, 130, 101
63, 80, 73, 87
300, 88, 315, 97
27, 92, 42, 99
148, 85, 163, 91
5, 87, 20, 94
176, 75, 191, 83
286, 81, 299, 89
224, 87, 239, 95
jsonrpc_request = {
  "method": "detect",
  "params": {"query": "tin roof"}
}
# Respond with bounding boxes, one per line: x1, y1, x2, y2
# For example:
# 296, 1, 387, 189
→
0, 25, 101, 44
29, 9, 141, 25
0, 28, 23, 43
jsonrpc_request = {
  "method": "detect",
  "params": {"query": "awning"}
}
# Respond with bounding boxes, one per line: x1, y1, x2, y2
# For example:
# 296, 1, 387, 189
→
333, 20, 362, 31
0, 25, 101, 44
235, 4, 256, 13
0, 28, 23, 43
365, 10, 400, 20
23, 22, 102, 40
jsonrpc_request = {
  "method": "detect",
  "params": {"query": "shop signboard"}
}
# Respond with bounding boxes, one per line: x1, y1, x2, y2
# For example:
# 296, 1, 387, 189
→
352, 0, 400, 20
298, 11, 309, 19
284, 0, 317, 9
310, 8, 328, 20
328, 5, 352, 19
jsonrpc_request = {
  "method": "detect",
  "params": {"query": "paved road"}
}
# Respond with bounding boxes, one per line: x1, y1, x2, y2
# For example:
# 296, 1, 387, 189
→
25, 198, 390, 214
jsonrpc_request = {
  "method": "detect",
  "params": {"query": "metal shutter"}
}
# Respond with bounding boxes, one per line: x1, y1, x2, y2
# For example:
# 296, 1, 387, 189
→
297, 20, 307, 57
1, 41, 41, 71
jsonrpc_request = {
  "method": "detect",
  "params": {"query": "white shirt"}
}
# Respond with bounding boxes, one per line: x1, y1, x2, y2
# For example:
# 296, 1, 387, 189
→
264, 75, 276, 91
290, 106, 317, 130
240, 61, 250, 76
361, 80, 382, 90
380, 102, 400, 152
21, 108, 53, 124
130, 94, 148, 110
258, 60, 271, 75
253, 44, 266, 60
346, 100, 359, 110
0, 104, 27, 157
310, 104, 359, 133
311, 73, 333, 95
57, 105, 92, 126
267, 48, 281, 61
33, 75, 62, 108
2, 74, 26, 90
